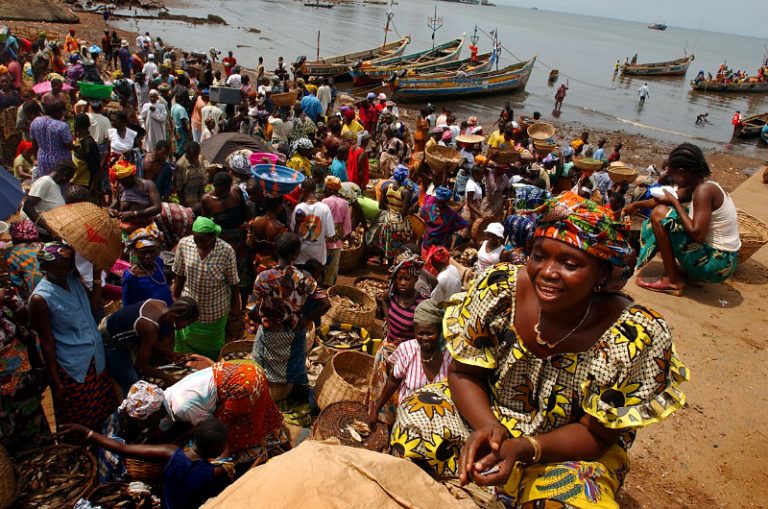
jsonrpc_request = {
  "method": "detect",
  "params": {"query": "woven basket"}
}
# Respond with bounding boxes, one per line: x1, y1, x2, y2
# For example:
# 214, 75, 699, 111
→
125, 457, 164, 484
306, 321, 316, 353
518, 115, 534, 132
737, 209, 768, 262
487, 148, 520, 165
353, 275, 389, 303
326, 285, 376, 328
310, 400, 390, 452
339, 238, 365, 274
314, 350, 374, 410
424, 144, 461, 172
41, 202, 122, 270
607, 164, 638, 184
471, 216, 496, 242
218, 339, 255, 362
0, 445, 19, 509
407, 213, 426, 242
86, 483, 137, 507
271, 91, 297, 107
14, 445, 97, 509
317, 324, 370, 351
573, 157, 604, 172
527, 122, 556, 141
533, 140, 557, 153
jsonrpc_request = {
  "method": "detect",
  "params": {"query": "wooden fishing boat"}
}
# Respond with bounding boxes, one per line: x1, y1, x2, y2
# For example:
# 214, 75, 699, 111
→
737, 112, 768, 137
391, 57, 535, 102
648, 23, 668, 31
393, 52, 495, 78
304, 1, 335, 7
690, 79, 768, 94
548, 69, 559, 82
622, 54, 694, 76
348, 37, 464, 86
294, 36, 410, 80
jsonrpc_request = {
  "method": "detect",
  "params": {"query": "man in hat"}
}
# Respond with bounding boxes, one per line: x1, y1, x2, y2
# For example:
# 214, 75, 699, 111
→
118, 40, 132, 77
142, 53, 158, 79
376, 92, 388, 114
322, 176, 351, 286
140, 89, 168, 153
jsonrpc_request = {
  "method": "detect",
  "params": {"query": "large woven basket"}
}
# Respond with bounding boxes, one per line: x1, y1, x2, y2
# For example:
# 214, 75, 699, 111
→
353, 275, 389, 305
607, 163, 638, 184
325, 285, 376, 329
125, 457, 164, 484
314, 350, 374, 410
14, 445, 97, 509
310, 400, 390, 452
41, 202, 122, 270
527, 122, 556, 141
737, 209, 768, 262
218, 339, 255, 362
573, 157, 604, 172
533, 140, 557, 154
424, 144, 461, 172
488, 148, 520, 165
339, 238, 365, 274
305, 321, 316, 353
271, 91, 297, 108
407, 213, 426, 242
518, 115, 534, 132
0, 445, 19, 509
471, 216, 496, 242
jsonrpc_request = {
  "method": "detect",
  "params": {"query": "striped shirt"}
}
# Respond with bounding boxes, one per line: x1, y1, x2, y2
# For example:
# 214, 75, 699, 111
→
386, 295, 424, 344
391, 340, 452, 401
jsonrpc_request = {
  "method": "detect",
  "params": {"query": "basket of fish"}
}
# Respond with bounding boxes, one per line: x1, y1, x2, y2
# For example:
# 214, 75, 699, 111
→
218, 340, 255, 362
353, 276, 389, 319
84, 481, 161, 509
325, 285, 376, 329
314, 350, 375, 410
339, 230, 365, 274
317, 324, 370, 351
310, 400, 389, 452
13, 445, 96, 509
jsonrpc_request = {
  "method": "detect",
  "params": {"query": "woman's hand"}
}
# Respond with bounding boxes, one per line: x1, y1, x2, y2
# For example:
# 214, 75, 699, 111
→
55, 423, 90, 442
620, 202, 636, 218
653, 190, 679, 207
457, 423, 509, 485
469, 438, 524, 486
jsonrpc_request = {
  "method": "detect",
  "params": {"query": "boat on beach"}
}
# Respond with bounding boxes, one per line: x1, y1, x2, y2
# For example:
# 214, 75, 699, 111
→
737, 112, 768, 137
390, 56, 535, 102
293, 36, 410, 80
392, 51, 495, 77
622, 55, 694, 77
690, 79, 768, 94
648, 23, 668, 31
304, 2, 335, 7
348, 37, 464, 86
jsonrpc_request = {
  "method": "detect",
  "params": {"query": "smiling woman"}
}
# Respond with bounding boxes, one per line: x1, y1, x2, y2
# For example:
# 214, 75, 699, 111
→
391, 192, 689, 509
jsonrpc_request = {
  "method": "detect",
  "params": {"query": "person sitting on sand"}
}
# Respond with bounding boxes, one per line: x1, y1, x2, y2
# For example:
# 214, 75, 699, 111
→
629, 143, 741, 296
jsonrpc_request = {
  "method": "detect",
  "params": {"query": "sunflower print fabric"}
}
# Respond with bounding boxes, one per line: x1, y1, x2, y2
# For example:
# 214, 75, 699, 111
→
391, 264, 689, 509
636, 207, 738, 284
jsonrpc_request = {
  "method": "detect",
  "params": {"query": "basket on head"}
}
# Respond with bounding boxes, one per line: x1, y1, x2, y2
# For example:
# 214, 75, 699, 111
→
325, 285, 376, 329
339, 237, 365, 274
314, 350, 374, 410
218, 339, 255, 362
607, 163, 638, 184
0, 445, 19, 509
488, 147, 521, 165
41, 202, 122, 270
518, 115, 534, 131
271, 91, 297, 108
310, 400, 390, 452
317, 323, 370, 351
527, 122, 556, 141
533, 140, 557, 154
573, 157, 604, 172
124, 457, 165, 484
424, 144, 461, 172
471, 216, 496, 242
737, 209, 768, 262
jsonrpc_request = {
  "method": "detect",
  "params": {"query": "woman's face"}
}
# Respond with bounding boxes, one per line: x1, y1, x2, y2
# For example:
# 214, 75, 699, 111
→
136, 246, 159, 267
526, 238, 603, 312
43, 256, 74, 280
414, 323, 440, 352
395, 270, 417, 295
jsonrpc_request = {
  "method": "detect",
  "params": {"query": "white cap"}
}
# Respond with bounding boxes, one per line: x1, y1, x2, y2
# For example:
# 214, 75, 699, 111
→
484, 222, 504, 238
377, 92, 387, 100
511, 175, 524, 184
148, 53, 155, 60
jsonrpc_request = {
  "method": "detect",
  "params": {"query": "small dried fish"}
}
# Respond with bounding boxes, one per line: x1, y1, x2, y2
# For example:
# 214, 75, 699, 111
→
345, 424, 363, 443
323, 329, 363, 348
355, 278, 388, 301
15, 446, 94, 508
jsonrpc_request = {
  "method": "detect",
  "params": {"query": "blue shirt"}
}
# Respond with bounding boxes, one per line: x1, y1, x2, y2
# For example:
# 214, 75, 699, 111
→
122, 258, 173, 307
594, 147, 606, 161
32, 275, 105, 382
300, 95, 322, 123
163, 448, 218, 509
330, 158, 348, 181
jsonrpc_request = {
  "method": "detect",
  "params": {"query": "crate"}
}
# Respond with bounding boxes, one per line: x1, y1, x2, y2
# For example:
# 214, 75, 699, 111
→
209, 86, 242, 105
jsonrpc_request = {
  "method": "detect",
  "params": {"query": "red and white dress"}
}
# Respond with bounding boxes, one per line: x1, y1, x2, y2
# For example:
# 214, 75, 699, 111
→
390, 339, 452, 402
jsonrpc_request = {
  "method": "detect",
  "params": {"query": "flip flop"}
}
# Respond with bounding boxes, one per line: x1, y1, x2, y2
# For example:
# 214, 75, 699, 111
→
636, 278, 684, 296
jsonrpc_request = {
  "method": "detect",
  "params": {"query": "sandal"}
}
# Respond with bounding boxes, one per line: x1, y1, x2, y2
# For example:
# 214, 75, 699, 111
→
636, 277, 684, 296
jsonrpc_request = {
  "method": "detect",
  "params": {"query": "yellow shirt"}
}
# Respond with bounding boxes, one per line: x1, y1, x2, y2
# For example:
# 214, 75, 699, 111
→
13, 154, 33, 180
305, 84, 318, 95
488, 132, 512, 149
341, 120, 364, 142
287, 154, 313, 177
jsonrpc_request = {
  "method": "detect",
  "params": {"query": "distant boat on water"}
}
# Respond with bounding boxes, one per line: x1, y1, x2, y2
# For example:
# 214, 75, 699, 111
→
691, 79, 768, 94
622, 55, 694, 77
304, 2, 335, 8
648, 23, 668, 31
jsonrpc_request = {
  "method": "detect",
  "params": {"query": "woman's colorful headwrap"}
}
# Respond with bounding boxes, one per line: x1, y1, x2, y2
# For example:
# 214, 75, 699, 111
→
125, 223, 164, 250
192, 216, 222, 236
413, 298, 445, 326
324, 175, 341, 192
393, 164, 409, 184
339, 182, 361, 204
340, 106, 355, 121
292, 137, 313, 153
16, 139, 33, 158
226, 149, 253, 175
532, 191, 634, 291
118, 381, 165, 420
474, 154, 488, 166
435, 186, 452, 202
388, 254, 424, 296
37, 242, 74, 263
10, 220, 39, 243
110, 159, 137, 180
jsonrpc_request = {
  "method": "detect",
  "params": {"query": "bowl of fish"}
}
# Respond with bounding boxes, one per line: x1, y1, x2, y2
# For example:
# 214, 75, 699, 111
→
317, 324, 370, 351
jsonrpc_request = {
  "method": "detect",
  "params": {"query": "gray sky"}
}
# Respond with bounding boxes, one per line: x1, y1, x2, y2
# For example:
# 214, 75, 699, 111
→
495, 0, 766, 38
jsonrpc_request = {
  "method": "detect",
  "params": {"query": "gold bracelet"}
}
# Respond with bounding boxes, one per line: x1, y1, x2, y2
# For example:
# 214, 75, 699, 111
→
522, 435, 542, 463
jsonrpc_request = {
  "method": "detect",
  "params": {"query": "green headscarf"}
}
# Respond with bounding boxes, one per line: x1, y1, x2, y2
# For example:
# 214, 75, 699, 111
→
192, 216, 222, 236
413, 298, 445, 326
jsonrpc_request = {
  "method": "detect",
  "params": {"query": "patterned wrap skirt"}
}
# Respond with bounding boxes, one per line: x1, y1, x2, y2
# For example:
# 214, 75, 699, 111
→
54, 361, 117, 431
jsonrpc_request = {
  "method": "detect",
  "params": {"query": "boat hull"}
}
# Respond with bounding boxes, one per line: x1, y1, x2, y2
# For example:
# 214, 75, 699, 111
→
737, 113, 768, 137
392, 57, 536, 102
622, 55, 694, 76
300, 37, 411, 80
690, 80, 768, 94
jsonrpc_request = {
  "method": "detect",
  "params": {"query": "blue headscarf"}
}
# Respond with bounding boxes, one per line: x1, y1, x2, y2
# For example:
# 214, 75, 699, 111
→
393, 164, 409, 184
435, 186, 452, 201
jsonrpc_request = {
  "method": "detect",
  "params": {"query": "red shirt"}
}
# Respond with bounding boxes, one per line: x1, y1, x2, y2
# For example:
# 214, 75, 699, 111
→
357, 103, 379, 134
222, 57, 237, 76
346, 145, 370, 190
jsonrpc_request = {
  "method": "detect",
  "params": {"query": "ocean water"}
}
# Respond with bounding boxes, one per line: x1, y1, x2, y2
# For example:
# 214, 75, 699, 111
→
114, 0, 768, 153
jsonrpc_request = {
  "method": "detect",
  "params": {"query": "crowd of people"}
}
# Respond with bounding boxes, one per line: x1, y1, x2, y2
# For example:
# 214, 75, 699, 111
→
0, 24, 748, 509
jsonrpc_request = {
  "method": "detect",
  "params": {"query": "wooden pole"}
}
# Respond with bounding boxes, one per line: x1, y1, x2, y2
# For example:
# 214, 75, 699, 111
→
317, 31, 321, 61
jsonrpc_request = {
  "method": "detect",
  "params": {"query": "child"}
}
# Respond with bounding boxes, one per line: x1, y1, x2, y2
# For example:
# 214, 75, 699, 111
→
201, 117, 217, 142
13, 139, 35, 181
58, 418, 233, 509
72, 113, 102, 195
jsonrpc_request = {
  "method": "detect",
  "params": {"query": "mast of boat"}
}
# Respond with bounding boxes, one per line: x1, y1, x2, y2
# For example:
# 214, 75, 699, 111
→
427, 5, 443, 50
382, 0, 395, 51
470, 25, 479, 47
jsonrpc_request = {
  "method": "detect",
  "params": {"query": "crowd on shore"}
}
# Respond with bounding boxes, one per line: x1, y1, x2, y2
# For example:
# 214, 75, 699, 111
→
0, 25, 748, 509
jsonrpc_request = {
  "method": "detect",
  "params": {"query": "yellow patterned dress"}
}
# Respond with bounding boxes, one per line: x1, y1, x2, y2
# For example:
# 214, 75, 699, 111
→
391, 264, 689, 509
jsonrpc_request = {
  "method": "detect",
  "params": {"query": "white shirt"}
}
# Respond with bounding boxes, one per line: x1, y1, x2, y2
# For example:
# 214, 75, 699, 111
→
476, 240, 503, 272
201, 104, 224, 127
290, 201, 336, 265
317, 85, 332, 115
87, 112, 111, 144
162, 368, 217, 426
638, 85, 650, 98
431, 264, 463, 303
225, 73, 242, 89
28, 176, 64, 212
142, 61, 158, 78
107, 127, 138, 154
465, 177, 483, 202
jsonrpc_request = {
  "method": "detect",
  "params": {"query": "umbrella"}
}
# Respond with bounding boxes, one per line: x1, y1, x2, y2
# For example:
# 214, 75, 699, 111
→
32, 81, 74, 95
200, 132, 271, 166
0, 166, 25, 221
